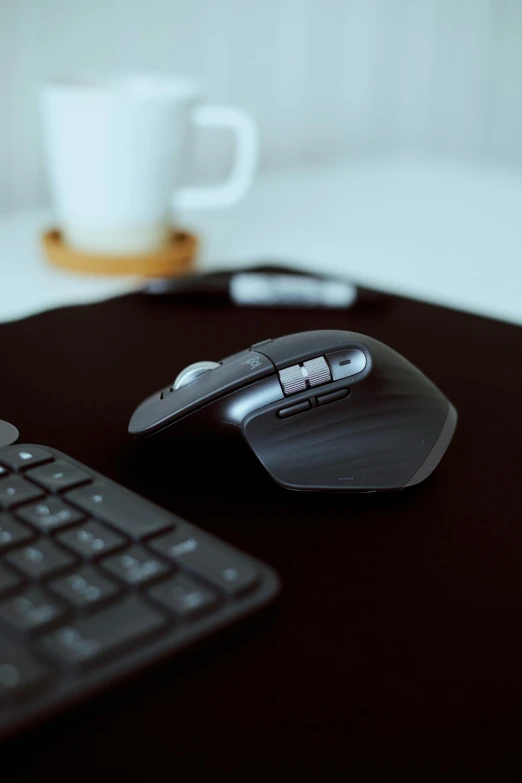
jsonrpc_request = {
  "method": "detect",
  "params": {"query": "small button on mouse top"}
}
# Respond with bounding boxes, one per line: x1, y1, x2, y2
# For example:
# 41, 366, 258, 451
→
325, 349, 367, 380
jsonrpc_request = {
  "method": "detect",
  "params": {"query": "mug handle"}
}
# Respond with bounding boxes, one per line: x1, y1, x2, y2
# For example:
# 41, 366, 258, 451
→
175, 105, 259, 210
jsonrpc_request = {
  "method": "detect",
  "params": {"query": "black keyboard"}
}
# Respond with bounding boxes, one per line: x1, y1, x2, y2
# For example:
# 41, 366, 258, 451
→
0, 444, 280, 740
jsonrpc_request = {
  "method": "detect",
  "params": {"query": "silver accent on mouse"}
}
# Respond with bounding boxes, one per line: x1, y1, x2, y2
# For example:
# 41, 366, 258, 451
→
302, 356, 331, 387
173, 361, 221, 390
279, 355, 332, 395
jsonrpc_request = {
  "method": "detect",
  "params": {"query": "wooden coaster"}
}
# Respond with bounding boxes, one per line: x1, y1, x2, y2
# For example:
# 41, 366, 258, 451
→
42, 228, 198, 278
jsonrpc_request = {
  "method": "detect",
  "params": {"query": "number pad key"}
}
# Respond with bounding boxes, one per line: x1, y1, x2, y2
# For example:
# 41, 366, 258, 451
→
50, 566, 120, 610
0, 513, 34, 552
0, 476, 45, 509
58, 522, 126, 560
149, 531, 260, 596
101, 546, 170, 586
6, 540, 76, 580
0, 587, 66, 632
0, 565, 21, 598
16, 498, 84, 533
148, 574, 218, 619
0, 637, 51, 701
42, 596, 166, 668
65, 482, 174, 540
27, 460, 91, 493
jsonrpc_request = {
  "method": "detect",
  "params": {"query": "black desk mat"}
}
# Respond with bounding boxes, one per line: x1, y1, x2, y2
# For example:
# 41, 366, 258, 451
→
1, 289, 521, 776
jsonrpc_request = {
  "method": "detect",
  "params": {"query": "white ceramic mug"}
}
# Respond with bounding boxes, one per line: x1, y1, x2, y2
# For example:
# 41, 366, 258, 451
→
40, 74, 259, 256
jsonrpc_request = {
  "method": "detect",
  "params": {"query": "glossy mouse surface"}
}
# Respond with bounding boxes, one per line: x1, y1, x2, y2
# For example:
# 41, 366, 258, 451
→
129, 330, 457, 492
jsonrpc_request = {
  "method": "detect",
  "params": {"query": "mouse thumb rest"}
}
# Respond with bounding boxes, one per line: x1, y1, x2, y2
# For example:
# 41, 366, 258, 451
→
240, 381, 456, 492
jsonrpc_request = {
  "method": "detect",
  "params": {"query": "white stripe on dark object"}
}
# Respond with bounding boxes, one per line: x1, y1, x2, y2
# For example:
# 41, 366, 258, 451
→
229, 273, 357, 308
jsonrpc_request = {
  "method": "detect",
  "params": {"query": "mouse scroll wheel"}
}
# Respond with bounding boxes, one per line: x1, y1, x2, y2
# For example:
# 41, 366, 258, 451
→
173, 361, 221, 390
278, 356, 332, 395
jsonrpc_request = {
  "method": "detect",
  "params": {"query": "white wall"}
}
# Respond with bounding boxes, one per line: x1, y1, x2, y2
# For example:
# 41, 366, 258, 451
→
2, 0, 522, 213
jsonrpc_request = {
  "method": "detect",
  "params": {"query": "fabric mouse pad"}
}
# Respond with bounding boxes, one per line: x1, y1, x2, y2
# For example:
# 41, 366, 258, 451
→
1, 288, 521, 776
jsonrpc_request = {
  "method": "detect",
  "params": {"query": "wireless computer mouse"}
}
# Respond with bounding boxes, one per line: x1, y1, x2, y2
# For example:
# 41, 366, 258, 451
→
129, 330, 457, 492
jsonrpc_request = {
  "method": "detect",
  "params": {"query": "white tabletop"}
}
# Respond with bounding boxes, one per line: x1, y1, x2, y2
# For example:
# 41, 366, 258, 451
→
1, 157, 521, 326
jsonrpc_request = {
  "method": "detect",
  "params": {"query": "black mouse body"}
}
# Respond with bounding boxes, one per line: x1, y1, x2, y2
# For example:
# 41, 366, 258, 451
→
129, 330, 457, 492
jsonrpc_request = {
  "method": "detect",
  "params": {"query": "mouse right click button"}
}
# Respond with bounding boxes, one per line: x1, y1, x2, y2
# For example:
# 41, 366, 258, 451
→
325, 348, 367, 380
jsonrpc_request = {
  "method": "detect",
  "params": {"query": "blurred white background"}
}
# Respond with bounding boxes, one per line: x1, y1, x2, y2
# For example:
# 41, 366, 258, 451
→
2, 0, 522, 213
1, 0, 522, 326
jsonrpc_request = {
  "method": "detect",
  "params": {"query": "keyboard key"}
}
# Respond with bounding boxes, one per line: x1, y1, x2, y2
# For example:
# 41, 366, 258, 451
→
0, 513, 35, 551
42, 595, 167, 667
101, 546, 170, 586
0, 587, 66, 632
58, 521, 126, 560
149, 574, 218, 619
16, 497, 84, 533
0, 637, 50, 701
6, 539, 76, 580
0, 476, 45, 509
149, 531, 260, 596
27, 459, 92, 493
65, 482, 174, 540
0, 447, 53, 472
0, 565, 21, 598
50, 566, 120, 610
